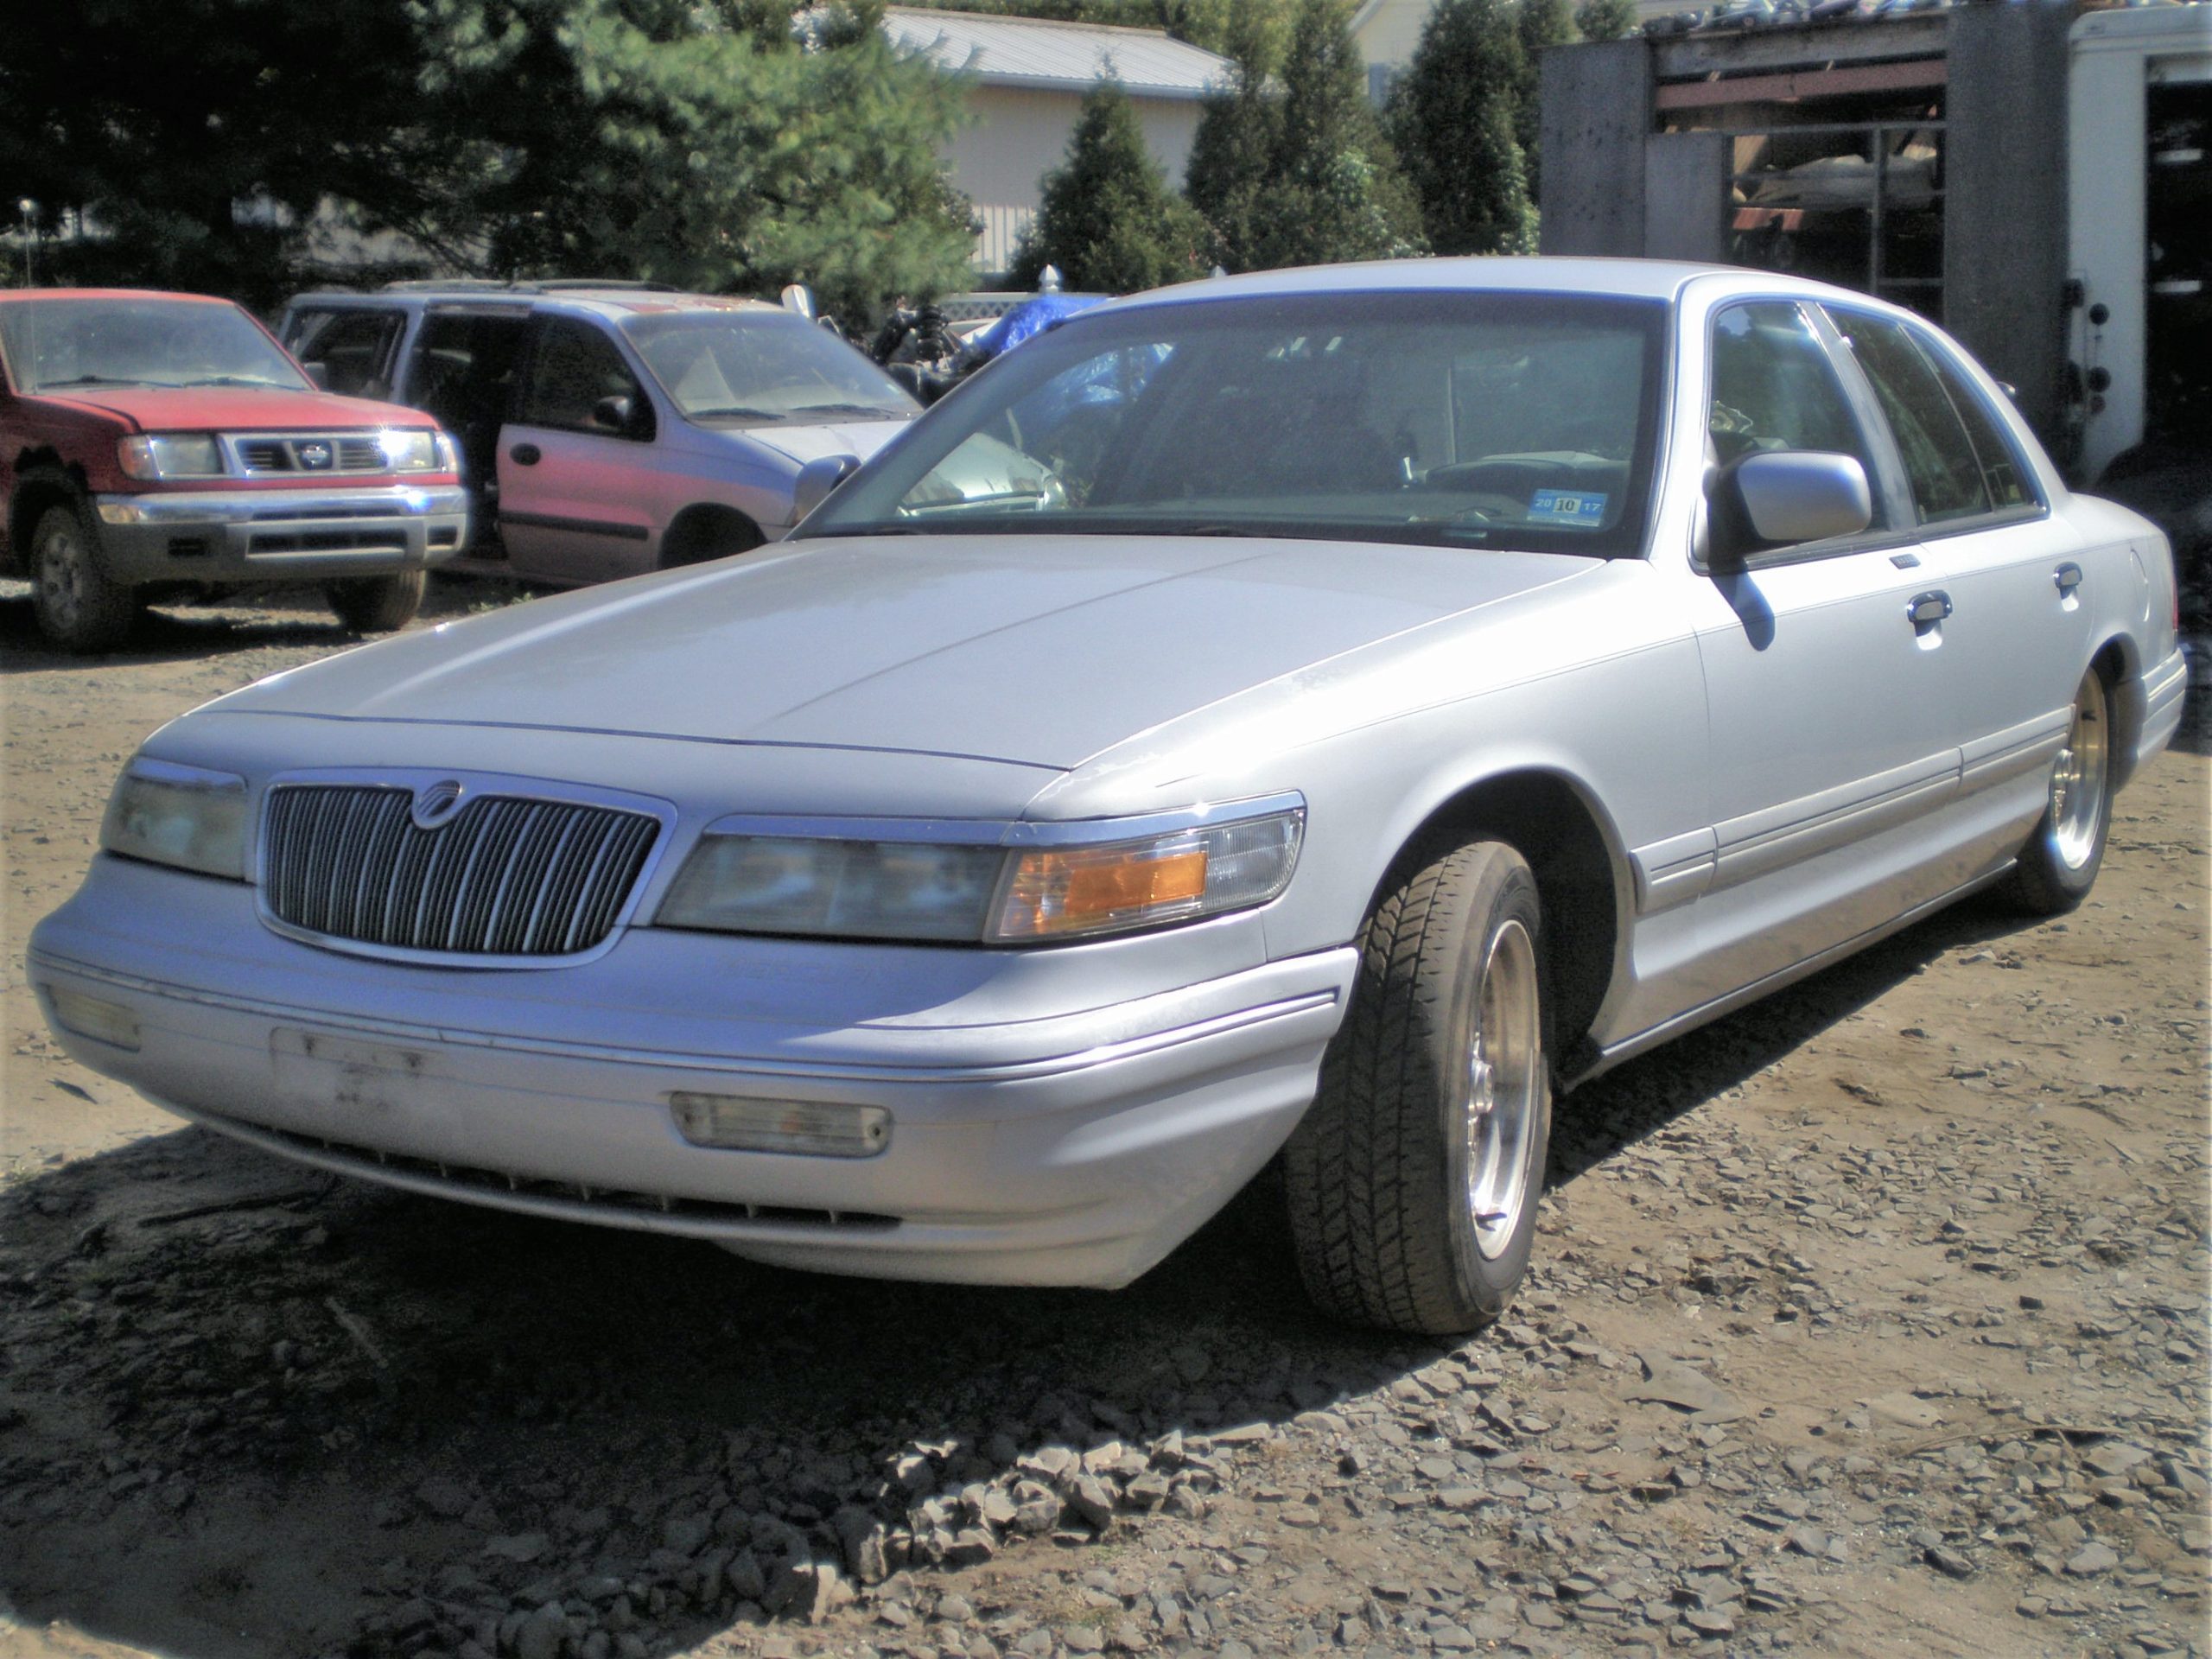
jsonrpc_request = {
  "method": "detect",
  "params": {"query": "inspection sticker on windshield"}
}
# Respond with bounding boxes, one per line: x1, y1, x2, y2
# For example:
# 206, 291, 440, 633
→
1529, 489, 1608, 527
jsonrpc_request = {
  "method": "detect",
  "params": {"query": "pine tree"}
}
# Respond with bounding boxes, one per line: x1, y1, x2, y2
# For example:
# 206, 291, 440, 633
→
1198, 0, 1424, 270
1387, 0, 1535, 256
1573, 0, 1640, 41
1009, 79, 1211, 292
1184, 0, 1284, 270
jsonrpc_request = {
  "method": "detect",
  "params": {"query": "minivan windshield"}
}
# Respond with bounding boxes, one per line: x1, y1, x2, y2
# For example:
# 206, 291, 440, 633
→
0, 297, 310, 393
625, 310, 918, 426
798, 290, 1669, 556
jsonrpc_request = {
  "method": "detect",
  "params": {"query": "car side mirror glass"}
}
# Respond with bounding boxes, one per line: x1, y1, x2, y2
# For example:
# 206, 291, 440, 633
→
779, 283, 817, 321
791, 453, 861, 524
1727, 451, 1872, 550
592, 394, 634, 432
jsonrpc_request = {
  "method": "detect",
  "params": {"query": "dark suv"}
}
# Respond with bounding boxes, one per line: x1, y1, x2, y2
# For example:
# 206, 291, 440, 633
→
278, 282, 918, 585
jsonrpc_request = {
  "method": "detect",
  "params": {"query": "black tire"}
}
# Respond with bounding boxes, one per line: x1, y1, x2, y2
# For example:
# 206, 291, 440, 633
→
1284, 839, 1553, 1336
659, 508, 764, 569
2005, 665, 2114, 915
30, 501, 138, 652
327, 569, 426, 632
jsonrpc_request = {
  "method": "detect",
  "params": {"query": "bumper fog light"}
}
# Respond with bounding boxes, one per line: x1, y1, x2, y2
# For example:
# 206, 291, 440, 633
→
44, 986, 142, 1052
670, 1091, 891, 1158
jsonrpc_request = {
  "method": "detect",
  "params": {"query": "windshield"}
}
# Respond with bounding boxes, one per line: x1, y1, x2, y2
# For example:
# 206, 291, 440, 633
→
625, 310, 918, 425
799, 290, 1669, 556
0, 297, 310, 393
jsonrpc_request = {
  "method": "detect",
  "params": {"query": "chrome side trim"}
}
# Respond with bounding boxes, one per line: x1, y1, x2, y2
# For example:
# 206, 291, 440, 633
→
1710, 748, 1961, 893
1629, 826, 1716, 915
1960, 706, 2071, 790
696, 790, 1310, 849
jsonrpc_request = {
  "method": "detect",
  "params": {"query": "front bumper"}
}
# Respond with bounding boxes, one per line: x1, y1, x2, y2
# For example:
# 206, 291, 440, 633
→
28, 857, 1354, 1288
92, 485, 469, 583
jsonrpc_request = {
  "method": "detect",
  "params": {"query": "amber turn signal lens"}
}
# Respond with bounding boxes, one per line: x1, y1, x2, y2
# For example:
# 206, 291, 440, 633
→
1056, 847, 1207, 919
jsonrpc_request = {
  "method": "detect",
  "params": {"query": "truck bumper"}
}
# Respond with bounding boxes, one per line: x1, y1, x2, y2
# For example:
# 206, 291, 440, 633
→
92, 486, 469, 583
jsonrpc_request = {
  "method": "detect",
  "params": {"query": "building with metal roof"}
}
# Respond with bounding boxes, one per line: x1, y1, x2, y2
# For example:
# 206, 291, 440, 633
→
882, 8, 1233, 276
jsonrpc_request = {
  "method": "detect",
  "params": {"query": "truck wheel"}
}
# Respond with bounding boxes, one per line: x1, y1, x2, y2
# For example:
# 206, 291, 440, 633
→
1283, 839, 1552, 1336
31, 503, 139, 652
2005, 665, 2113, 914
327, 570, 426, 632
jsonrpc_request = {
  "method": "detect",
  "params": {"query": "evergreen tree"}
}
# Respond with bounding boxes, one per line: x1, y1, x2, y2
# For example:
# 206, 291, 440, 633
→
1184, 0, 1284, 268
1512, 0, 1576, 198
1573, 0, 1641, 41
1198, 0, 1423, 270
1386, 0, 1535, 256
1009, 78, 1211, 292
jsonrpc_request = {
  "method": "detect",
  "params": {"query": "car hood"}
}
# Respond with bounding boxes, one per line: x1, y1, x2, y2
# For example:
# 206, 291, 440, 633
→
33, 386, 436, 434
211, 535, 1592, 770
741, 417, 913, 467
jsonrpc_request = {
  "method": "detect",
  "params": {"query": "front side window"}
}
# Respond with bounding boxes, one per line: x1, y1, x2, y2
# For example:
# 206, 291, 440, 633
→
1707, 302, 1878, 492
0, 298, 308, 393
801, 291, 1669, 557
626, 311, 916, 426
287, 308, 404, 398
519, 318, 652, 439
1825, 309, 1992, 524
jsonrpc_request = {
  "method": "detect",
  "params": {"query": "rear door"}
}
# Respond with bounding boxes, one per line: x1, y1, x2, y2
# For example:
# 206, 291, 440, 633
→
496, 315, 660, 585
1824, 306, 2088, 854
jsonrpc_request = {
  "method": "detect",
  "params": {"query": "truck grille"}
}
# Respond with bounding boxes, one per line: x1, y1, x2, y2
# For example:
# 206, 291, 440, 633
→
235, 435, 387, 474
263, 785, 659, 957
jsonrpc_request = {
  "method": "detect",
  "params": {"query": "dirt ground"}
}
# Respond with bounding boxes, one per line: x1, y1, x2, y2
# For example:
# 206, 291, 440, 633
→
3, 580, 2208, 1659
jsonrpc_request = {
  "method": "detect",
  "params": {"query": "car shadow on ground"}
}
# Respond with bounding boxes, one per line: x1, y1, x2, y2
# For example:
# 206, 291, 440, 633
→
0, 884, 2047, 1659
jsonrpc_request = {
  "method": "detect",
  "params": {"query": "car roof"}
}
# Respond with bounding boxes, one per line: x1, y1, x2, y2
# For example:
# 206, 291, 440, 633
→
283, 285, 784, 321
0, 288, 240, 307
1096, 255, 1866, 314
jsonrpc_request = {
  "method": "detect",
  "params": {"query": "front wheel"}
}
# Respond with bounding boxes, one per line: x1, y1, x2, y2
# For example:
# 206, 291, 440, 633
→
31, 502, 139, 652
327, 569, 426, 632
1283, 839, 1553, 1335
2005, 665, 2113, 914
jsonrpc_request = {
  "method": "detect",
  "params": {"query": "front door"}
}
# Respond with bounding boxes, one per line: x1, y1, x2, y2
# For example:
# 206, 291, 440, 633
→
497, 315, 659, 585
1684, 300, 1962, 1007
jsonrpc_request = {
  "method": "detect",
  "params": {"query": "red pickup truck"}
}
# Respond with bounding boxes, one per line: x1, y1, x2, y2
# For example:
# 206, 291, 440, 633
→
1, 289, 468, 650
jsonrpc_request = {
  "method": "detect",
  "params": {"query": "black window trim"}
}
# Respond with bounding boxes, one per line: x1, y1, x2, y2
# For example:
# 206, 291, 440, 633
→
1691, 296, 1914, 575
1818, 303, 2052, 544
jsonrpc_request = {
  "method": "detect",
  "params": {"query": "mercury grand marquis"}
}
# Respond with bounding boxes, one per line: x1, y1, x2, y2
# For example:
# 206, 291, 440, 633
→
29, 258, 2187, 1335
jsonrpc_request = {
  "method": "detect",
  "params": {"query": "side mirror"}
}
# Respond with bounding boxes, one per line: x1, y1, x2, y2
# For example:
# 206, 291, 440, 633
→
780, 283, 817, 321
1722, 450, 1872, 553
591, 394, 634, 432
791, 453, 861, 523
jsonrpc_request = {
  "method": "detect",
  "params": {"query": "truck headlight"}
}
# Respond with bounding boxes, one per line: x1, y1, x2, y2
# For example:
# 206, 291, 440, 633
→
101, 758, 248, 880
370, 429, 442, 472
655, 803, 1304, 944
116, 434, 225, 480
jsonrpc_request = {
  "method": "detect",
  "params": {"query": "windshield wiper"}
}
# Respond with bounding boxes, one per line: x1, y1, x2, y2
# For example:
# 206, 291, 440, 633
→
177, 376, 292, 389
685, 404, 784, 421
35, 375, 168, 390
788, 403, 908, 420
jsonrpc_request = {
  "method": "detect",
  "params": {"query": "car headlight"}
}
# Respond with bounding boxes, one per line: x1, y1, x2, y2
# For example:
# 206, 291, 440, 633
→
101, 758, 248, 880
375, 429, 443, 473
655, 804, 1304, 944
116, 434, 226, 480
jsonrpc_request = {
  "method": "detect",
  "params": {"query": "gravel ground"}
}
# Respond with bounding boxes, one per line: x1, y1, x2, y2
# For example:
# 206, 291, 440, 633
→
2, 582, 2207, 1659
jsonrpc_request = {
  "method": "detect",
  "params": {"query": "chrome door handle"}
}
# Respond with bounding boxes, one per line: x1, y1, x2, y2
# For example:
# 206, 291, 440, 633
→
2053, 563, 2083, 594
1908, 590, 1953, 626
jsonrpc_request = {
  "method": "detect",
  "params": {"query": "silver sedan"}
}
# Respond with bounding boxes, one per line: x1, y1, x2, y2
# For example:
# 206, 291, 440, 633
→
29, 258, 2187, 1335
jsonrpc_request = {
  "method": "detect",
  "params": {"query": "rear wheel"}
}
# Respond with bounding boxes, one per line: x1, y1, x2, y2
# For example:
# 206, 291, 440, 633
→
31, 502, 138, 652
2005, 665, 2113, 914
1283, 839, 1553, 1335
327, 569, 426, 632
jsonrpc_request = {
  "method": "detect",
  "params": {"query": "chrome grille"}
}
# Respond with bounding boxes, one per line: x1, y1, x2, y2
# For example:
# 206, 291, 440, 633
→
263, 785, 659, 957
234, 435, 388, 474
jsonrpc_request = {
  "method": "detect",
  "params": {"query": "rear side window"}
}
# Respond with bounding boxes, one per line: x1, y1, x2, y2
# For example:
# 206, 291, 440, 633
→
288, 308, 404, 399
1922, 344, 2036, 511
1826, 309, 2005, 525
520, 319, 652, 440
